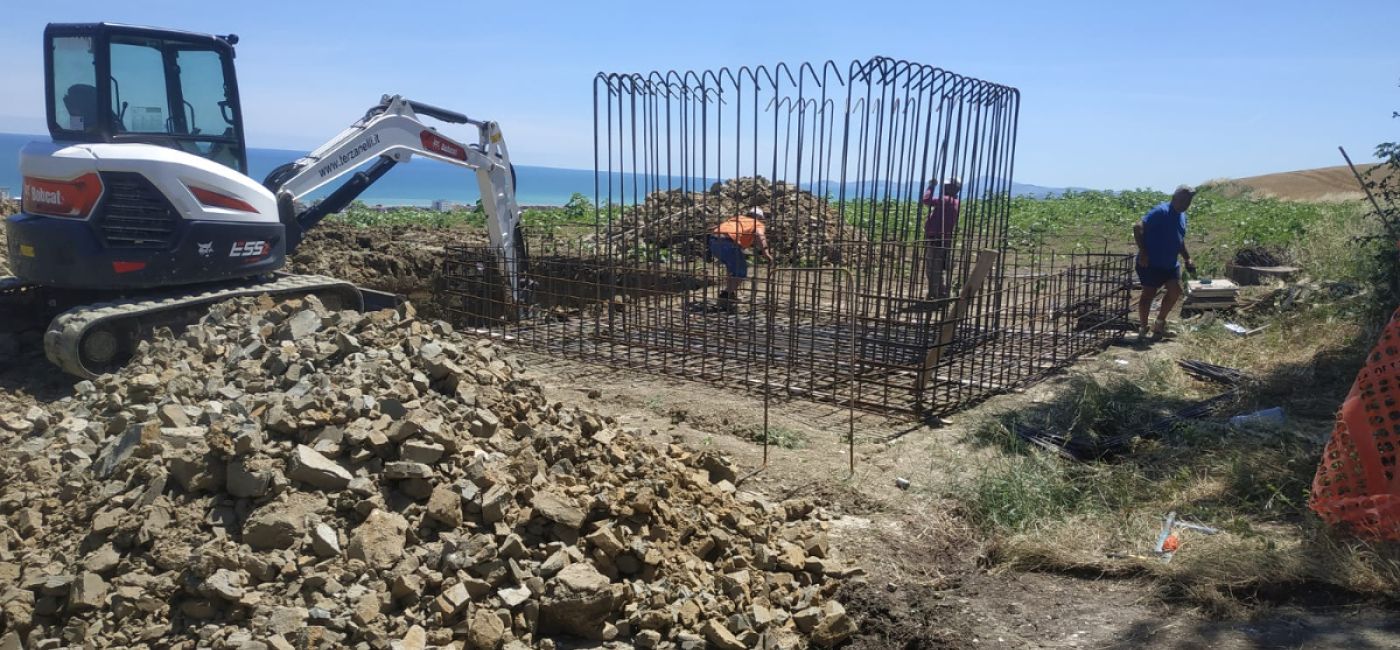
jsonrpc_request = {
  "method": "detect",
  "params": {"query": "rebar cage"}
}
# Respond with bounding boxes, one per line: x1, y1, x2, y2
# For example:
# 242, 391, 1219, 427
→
441, 57, 1133, 416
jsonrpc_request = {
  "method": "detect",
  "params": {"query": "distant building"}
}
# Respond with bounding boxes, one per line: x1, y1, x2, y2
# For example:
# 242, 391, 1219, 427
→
0, 187, 10, 202
432, 199, 466, 212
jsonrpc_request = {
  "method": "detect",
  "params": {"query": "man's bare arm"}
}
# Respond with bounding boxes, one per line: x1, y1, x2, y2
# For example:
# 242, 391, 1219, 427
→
1133, 222, 1148, 266
1180, 241, 1195, 273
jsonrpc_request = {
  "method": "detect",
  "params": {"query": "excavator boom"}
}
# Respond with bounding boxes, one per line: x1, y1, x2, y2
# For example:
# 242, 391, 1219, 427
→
264, 95, 525, 302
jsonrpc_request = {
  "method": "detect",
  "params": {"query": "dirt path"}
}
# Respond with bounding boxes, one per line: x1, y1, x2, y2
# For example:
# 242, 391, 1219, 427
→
517, 337, 1400, 649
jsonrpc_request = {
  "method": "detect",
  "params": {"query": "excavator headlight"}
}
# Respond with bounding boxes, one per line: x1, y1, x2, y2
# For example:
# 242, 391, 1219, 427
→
22, 173, 104, 218
188, 185, 259, 213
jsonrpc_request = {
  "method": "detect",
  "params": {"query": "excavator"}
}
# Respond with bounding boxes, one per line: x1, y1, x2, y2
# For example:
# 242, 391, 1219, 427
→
2, 22, 527, 377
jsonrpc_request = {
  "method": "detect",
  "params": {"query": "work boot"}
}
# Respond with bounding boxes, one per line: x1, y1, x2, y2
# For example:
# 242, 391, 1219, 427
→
717, 291, 737, 314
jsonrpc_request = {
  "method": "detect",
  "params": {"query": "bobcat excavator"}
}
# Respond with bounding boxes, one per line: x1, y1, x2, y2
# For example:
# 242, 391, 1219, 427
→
2, 23, 527, 377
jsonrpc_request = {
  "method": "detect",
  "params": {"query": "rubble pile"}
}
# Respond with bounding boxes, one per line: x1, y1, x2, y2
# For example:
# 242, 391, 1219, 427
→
0, 296, 858, 648
612, 177, 856, 263
0, 218, 9, 275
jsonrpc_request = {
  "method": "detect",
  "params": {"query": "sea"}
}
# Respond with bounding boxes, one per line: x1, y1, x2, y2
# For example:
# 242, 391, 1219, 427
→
0, 132, 594, 207
0, 131, 1074, 206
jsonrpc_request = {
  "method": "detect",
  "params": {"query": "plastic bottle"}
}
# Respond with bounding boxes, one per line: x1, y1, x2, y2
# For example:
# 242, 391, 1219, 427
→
1229, 407, 1286, 429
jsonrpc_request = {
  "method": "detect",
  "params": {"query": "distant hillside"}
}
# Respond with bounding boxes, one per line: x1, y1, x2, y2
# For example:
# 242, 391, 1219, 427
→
1011, 181, 1089, 198
1204, 164, 1395, 202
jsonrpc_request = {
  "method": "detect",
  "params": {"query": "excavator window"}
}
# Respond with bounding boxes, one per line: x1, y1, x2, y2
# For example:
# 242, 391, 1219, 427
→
45, 24, 248, 174
50, 37, 97, 132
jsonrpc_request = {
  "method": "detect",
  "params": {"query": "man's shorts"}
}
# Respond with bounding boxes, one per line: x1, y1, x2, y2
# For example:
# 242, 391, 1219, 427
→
709, 235, 747, 278
1136, 264, 1180, 289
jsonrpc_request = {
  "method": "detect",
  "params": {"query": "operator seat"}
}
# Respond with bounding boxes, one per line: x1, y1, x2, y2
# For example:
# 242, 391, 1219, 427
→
62, 84, 99, 131
62, 83, 126, 132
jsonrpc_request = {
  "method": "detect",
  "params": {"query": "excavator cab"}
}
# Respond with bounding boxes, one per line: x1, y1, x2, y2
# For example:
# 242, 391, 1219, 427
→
45, 23, 248, 173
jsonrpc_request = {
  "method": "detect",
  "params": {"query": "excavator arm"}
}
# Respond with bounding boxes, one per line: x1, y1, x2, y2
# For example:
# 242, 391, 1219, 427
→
264, 95, 526, 303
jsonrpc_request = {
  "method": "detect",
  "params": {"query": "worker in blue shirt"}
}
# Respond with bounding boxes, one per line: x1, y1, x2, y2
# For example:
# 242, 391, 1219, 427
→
1133, 185, 1198, 341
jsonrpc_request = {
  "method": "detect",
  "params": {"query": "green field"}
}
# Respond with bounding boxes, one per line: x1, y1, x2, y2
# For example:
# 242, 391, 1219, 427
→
329, 187, 1379, 284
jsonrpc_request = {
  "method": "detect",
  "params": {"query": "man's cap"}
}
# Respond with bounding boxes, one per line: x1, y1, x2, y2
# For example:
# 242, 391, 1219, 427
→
1174, 184, 1196, 195
946, 176, 962, 187
747, 206, 766, 218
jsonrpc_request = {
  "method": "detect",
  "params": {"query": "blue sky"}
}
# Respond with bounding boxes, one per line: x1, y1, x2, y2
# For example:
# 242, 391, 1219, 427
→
0, 0, 1396, 191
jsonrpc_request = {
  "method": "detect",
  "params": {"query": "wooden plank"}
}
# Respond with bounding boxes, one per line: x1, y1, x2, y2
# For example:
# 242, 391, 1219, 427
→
916, 249, 1000, 394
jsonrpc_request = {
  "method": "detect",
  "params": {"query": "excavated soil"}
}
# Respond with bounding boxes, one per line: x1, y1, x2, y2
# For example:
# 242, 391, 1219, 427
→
288, 223, 484, 317
611, 177, 859, 263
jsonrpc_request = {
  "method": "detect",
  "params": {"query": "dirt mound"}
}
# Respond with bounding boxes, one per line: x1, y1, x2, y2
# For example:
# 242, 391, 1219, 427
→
1206, 164, 1395, 202
613, 177, 855, 263
0, 297, 857, 648
288, 223, 483, 314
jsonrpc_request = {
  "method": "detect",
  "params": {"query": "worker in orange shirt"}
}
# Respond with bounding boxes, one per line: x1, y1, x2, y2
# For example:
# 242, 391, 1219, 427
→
708, 207, 774, 311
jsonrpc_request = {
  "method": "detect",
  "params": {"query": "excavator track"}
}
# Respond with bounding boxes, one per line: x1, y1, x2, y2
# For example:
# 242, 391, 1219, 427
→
43, 274, 366, 378
0, 276, 46, 337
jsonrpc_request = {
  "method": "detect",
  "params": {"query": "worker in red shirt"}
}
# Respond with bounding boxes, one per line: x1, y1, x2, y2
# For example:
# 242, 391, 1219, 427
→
921, 176, 961, 299
709, 207, 774, 311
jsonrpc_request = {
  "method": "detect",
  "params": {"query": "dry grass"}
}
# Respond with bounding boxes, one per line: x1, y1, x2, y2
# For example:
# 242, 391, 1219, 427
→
954, 290, 1400, 612
1202, 164, 1395, 203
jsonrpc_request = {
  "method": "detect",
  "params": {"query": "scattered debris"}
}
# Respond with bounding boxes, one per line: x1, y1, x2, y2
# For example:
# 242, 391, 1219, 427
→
1223, 322, 1269, 337
1175, 520, 1221, 535
1015, 392, 1237, 461
1232, 246, 1286, 268
1149, 511, 1221, 563
1177, 359, 1246, 385
1225, 247, 1300, 286
1229, 406, 1286, 430
1154, 511, 1179, 561
894, 478, 911, 491
1183, 278, 1239, 313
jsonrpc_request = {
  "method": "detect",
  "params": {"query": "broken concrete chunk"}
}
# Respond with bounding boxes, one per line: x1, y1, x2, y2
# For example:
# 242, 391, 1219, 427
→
587, 527, 626, 556
157, 403, 191, 428
204, 568, 245, 602
67, 572, 107, 612
498, 584, 531, 608
384, 461, 433, 480
283, 309, 323, 340
810, 610, 858, 647
532, 491, 585, 529
701, 619, 746, 650
311, 523, 341, 557
468, 606, 506, 649
287, 445, 352, 490
425, 485, 463, 528
399, 440, 446, 464
348, 509, 409, 570
82, 545, 120, 575
434, 582, 470, 617
539, 562, 615, 639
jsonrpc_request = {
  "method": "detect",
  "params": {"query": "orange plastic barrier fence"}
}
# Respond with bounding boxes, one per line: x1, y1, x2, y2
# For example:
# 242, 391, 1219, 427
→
1310, 307, 1400, 540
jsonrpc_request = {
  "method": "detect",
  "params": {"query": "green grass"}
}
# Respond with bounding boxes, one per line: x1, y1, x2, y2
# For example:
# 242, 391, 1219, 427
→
748, 424, 807, 449
325, 192, 597, 230
319, 187, 1377, 288
1004, 188, 1374, 274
